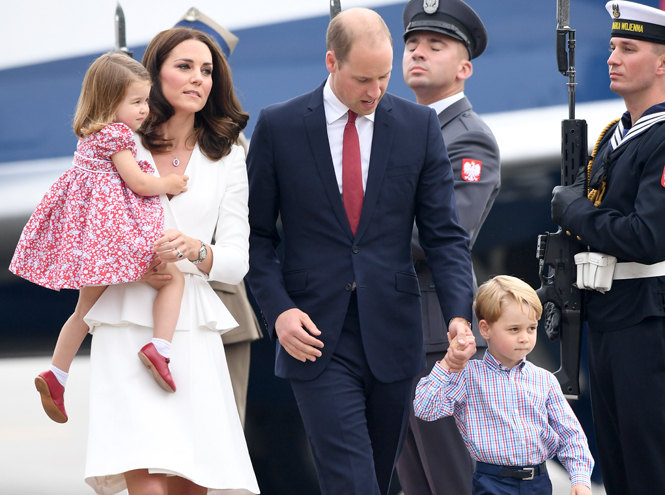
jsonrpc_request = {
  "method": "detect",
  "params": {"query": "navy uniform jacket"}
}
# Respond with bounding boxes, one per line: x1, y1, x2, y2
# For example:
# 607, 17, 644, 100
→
561, 111, 665, 331
246, 82, 474, 383
412, 96, 500, 352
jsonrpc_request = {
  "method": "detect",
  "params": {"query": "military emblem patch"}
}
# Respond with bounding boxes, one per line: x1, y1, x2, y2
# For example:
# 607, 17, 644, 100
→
423, 0, 439, 15
612, 3, 620, 19
462, 159, 482, 182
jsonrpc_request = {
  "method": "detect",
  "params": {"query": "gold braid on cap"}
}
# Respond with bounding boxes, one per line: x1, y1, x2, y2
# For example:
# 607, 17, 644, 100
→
587, 118, 621, 207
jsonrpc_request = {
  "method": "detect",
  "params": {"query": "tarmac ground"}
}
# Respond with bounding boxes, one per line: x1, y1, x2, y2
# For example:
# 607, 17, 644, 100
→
0, 356, 606, 495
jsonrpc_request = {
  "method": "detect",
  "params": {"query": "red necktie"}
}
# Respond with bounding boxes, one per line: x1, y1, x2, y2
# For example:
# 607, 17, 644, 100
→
343, 110, 363, 235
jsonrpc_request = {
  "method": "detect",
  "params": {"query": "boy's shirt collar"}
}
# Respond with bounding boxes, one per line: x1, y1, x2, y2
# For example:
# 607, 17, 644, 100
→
482, 349, 527, 372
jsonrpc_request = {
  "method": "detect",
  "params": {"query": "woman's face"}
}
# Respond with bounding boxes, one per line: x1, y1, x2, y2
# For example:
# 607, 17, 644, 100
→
159, 39, 214, 115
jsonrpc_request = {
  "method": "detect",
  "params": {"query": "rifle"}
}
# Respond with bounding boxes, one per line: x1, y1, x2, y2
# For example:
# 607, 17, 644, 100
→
115, 2, 133, 58
330, 0, 342, 19
535, 0, 587, 400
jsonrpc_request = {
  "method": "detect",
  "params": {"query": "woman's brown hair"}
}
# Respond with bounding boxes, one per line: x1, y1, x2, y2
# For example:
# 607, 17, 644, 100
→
72, 52, 150, 138
138, 27, 249, 161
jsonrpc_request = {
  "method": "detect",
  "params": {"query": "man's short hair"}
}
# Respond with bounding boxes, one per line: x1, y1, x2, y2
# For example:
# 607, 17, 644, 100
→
474, 275, 542, 324
326, 9, 392, 67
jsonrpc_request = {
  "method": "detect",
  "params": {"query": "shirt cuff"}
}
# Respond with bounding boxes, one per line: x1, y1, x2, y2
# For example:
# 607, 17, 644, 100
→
429, 361, 451, 386
569, 473, 591, 489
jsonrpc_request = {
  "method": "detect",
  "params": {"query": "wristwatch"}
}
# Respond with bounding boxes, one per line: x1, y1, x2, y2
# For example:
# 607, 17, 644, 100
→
191, 240, 208, 265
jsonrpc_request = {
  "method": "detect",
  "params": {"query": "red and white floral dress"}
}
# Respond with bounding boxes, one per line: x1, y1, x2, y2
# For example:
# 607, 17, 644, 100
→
10, 122, 164, 290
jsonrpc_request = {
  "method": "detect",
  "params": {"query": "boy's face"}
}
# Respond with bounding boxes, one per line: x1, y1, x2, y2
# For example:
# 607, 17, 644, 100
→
479, 300, 538, 369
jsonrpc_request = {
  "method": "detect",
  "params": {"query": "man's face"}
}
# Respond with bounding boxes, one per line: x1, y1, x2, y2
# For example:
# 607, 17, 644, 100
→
608, 37, 664, 99
402, 30, 469, 102
327, 38, 393, 115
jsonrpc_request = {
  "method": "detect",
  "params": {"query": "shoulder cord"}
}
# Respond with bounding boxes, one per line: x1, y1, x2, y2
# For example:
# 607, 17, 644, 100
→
587, 118, 620, 207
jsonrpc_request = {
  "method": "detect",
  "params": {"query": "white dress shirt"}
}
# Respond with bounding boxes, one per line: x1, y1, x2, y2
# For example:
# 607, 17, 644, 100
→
428, 91, 465, 116
323, 76, 375, 195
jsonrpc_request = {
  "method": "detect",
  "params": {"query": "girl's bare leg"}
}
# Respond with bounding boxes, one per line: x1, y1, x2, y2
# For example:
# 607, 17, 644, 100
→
51, 285, 107, 372
144, 263, 184, 343
125, 469, 167, 495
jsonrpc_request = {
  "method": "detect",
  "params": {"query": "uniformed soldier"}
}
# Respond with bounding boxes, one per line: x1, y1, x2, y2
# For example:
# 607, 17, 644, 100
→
175, 8, 263, 427
397, 1, 500, 494
551, 2, 665, 493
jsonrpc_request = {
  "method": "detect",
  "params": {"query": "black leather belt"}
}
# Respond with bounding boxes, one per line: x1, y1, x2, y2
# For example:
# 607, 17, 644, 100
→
476, 461, 547, 481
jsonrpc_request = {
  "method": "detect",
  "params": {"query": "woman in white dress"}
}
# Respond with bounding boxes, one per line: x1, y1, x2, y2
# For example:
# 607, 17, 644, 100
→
83, 28, 259, 495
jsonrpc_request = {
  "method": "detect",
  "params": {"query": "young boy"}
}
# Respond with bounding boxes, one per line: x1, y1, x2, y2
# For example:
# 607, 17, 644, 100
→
414, 275, 594, 495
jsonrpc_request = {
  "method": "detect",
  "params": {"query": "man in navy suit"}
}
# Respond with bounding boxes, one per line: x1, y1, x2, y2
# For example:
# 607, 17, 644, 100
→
246, 8, 475, 495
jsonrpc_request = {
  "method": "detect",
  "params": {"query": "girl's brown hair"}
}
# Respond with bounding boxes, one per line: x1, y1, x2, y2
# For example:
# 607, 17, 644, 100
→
138, 28, 249, 161
72, 52, 150, 138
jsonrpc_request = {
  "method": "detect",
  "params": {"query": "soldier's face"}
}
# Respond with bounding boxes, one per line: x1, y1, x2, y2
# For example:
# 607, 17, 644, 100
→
326, 38, 393, 116
402, 31, 471, 105
608, 37, 665, 100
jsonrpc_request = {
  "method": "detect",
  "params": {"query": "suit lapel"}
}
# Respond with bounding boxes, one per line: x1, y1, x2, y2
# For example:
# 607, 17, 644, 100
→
355, 96, 395, 241
437, 96, 472, 129
304, 84, 355, 241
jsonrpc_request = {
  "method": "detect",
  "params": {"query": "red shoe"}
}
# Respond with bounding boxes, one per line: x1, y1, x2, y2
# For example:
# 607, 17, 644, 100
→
138, 343, 176, 393
34, 371, 68, 423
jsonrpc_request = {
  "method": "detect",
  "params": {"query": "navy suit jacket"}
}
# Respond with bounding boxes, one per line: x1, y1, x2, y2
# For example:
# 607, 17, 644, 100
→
246, 82, 473, 383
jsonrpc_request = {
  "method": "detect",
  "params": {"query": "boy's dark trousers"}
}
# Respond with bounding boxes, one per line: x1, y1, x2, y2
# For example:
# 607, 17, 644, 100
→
472, 462, 552, 495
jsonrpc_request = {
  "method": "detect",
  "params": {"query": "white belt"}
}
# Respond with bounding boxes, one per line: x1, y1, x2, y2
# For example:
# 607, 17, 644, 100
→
574, 252, 665, 293
614, 260, 665, 279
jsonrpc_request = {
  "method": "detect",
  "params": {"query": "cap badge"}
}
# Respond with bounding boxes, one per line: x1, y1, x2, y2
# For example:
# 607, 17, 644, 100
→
423, 0, 439, 15
612, 4, 620, 19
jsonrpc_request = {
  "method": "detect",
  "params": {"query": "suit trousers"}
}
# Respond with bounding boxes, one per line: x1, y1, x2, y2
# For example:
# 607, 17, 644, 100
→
223, 340, 251, 428
290, 292, 413, 495
588, 316, 665, 495
396, 350, 477, 495
471, 470, 552, 495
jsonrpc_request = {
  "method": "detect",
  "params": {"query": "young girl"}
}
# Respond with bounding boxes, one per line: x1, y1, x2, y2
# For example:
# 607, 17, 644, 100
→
10, 52, 189, 424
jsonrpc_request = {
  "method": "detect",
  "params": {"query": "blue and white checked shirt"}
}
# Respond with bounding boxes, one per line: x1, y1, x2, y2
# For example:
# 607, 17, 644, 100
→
414, 351, 594, 488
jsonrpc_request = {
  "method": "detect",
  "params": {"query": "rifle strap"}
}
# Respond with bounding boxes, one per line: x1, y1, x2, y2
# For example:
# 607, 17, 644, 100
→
587, 118, 620, 207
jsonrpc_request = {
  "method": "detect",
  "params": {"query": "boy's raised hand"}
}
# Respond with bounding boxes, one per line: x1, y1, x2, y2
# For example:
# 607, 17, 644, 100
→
442, 326, 476, 372
571, 484, 592, 495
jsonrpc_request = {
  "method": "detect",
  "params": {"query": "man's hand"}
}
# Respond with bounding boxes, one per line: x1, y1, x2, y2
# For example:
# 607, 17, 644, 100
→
447, 317, 471, 345
552, 164, 587, 225
275, 308, 324, 362
442, 324, 476, 372
571, 484, 592, 495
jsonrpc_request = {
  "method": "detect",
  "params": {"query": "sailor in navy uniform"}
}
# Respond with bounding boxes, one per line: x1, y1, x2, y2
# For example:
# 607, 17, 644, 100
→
397, 1, 500, 493
551, 2, 665, 493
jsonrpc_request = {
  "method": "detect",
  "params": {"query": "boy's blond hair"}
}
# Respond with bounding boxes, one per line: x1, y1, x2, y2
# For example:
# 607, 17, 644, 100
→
72, 52, 150, 138
474, 275, 542, 324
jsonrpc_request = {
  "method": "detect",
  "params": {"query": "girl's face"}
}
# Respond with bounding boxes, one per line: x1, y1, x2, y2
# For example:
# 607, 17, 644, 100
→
159, 39, 214, 115
115, 80, 151, 131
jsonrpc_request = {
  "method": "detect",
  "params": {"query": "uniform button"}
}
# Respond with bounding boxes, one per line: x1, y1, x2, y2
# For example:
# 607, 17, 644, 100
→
577, 236, 581, 241
352, 246, 360, 254
345, 283, 353, 291
566, 231, 571, 236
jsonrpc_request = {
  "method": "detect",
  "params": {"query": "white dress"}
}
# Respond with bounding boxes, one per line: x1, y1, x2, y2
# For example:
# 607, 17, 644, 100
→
83, 142, 260, 495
